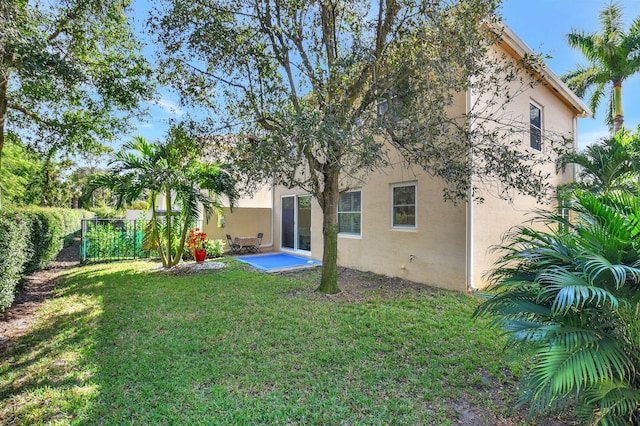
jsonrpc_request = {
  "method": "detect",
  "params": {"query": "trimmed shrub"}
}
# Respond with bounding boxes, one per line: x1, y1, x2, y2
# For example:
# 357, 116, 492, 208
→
0, 210, 29, 310
0, 207, 92, 311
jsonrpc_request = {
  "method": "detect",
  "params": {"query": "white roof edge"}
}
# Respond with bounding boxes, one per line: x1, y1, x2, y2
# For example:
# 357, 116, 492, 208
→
497, 23, 592, 118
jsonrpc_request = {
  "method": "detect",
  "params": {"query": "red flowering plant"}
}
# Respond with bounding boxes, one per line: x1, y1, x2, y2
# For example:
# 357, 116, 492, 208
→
186, 228, 208, 254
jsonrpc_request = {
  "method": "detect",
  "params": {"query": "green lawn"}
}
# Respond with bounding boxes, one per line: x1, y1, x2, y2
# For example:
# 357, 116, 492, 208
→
0, 259, 539, 425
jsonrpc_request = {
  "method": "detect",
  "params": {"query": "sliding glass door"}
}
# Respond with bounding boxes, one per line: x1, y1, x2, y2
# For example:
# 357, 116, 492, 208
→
281, 195, 311, 252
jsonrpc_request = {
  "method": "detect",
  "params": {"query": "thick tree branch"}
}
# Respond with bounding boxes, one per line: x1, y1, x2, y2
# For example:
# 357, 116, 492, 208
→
7, 102, 55, 127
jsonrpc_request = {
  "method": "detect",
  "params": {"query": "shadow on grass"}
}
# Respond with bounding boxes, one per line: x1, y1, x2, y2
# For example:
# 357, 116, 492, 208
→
0, 260, 574, 425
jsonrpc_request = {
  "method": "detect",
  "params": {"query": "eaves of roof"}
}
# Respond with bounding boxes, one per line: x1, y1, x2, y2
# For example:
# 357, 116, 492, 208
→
497, 23, 592, 118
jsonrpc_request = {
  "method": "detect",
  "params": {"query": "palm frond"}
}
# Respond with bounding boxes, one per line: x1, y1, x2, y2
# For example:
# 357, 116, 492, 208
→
476, 188, 640, 422
581, 379, 640, 425
529, 336, 633, 400
583, 254, 640, 289
535, 268, 619, 314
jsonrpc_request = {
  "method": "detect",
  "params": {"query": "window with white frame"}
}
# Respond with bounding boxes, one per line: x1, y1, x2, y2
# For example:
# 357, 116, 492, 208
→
391, 183, 416, 228
338, 190, 361, 235
530, 102, 542, 150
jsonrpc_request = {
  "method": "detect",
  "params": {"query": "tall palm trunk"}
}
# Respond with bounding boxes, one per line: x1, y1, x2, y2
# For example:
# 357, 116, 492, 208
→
165, 191, 174, 267
612, 80, 624, 134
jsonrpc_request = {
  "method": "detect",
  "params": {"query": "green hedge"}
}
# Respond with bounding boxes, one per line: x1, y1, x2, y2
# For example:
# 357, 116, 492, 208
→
0, 211, 29, 310
0, 207, 93, 311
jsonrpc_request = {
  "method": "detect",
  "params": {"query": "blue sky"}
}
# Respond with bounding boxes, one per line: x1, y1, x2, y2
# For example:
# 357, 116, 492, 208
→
133, 0, 640, 151
501, 0, 640, 149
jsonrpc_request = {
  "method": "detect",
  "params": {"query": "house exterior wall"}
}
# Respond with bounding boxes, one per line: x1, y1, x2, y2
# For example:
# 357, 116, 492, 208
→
272, 160, 469, 290
202, 207, 272, 250
271, 25, 587, 293
468, 43, 579, 288
339, 164, 468, 290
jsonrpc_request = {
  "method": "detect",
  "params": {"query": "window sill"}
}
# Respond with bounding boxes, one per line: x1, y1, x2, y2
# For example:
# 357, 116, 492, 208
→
338, 233, 362, 239
390, 227, 417, 232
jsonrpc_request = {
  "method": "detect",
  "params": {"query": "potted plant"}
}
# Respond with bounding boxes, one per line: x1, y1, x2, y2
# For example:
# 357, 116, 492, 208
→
186, 228, 208, 262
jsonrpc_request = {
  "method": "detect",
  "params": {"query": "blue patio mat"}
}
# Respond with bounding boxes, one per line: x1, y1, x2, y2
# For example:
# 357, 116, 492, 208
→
236, 253, 322, 271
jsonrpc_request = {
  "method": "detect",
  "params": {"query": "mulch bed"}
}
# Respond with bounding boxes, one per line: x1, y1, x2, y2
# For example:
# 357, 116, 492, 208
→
0, 241, 80, 354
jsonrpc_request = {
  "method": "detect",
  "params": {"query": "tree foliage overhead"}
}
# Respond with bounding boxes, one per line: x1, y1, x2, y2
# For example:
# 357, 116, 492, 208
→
562, 1, 640, 134
0, 0, 154, 198
0, 134, 42, 206
151, 0, 571, 292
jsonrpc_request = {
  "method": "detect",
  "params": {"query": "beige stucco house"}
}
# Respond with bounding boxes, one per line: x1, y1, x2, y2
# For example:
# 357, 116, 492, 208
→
267, 25, 590, 292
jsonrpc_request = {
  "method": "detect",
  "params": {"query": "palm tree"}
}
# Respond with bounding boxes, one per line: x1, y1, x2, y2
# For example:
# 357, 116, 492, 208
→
556, 129, 640, 194
562, 2, 640, 134
475, 191, 640, 424
89, 127, 238, 268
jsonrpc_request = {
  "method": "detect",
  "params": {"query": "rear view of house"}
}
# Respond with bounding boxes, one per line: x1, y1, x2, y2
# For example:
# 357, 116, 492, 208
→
271, 25, 590, 292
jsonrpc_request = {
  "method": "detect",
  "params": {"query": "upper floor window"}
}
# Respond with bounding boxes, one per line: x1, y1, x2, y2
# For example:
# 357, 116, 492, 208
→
530, 102, 542, 150
338, 190, 362, 235
391, 183, 416, 228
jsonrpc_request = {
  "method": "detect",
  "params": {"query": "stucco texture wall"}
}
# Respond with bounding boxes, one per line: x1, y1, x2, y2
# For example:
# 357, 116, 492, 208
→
469, 58, 577, 289
202, 207, 272, 251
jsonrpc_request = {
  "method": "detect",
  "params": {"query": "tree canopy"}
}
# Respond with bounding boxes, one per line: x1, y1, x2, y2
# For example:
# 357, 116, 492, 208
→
0, 0, 154, 206
151, 0, 571, 292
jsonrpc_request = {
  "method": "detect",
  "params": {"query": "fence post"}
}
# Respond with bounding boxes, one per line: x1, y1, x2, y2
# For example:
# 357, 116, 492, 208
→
80, 219, 86, 262
133, 219, 137, 259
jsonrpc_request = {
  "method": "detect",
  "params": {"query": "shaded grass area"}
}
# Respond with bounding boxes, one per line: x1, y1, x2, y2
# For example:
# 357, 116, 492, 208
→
0, 260, 544, 424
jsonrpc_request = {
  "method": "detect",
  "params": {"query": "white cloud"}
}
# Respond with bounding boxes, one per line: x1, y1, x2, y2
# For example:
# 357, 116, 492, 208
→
152, 98, 185, 116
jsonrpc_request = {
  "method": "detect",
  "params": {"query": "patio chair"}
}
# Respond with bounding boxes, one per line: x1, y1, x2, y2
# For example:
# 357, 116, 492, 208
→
226, 234, 242, 255
251, 232, 264, 253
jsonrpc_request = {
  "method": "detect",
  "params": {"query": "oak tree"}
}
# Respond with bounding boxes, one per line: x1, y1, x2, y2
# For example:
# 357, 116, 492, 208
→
151, 0, 568, 293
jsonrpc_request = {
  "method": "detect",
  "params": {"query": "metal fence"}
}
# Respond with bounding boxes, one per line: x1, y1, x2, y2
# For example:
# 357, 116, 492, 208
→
80, 219, 150, 263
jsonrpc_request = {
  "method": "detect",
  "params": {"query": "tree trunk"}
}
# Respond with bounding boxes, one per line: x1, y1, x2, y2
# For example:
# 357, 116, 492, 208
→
612, 81, 624, 134
317, 167, 340, 294
165, 192, 174, 268
151, 197, 168, 267
0, 68, 10, 210
40, 153, 53, 207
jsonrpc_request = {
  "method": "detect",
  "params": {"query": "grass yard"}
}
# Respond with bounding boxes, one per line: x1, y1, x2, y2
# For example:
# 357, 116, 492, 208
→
0, 259, 565, 425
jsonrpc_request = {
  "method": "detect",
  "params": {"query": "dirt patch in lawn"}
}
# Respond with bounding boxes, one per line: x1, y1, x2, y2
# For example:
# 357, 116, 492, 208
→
280, 266, 576, 425
282, 266, 459, 302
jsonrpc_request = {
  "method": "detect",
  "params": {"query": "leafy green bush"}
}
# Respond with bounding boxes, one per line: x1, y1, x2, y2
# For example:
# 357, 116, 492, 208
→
475, 191, 640, 424
0, 210, 29, 310
206, 239, 225, 258
128, 200, 149, 210
89, 206, 125, 219
0, 207, 91, 311
18, 207, 92, 273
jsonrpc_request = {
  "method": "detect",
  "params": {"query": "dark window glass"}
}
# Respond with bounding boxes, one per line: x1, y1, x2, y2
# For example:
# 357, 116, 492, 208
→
393, 185, 416, 227
530, 103, 542, 150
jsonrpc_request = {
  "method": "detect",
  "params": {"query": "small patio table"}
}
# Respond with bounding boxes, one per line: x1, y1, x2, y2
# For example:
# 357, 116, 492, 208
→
235, 236, 260, 253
